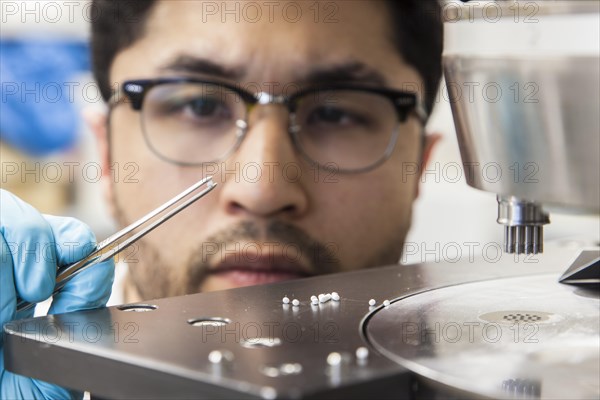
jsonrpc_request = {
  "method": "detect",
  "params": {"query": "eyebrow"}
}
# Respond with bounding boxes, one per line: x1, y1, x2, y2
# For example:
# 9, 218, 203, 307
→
159, 55, 387, 86
159, 55, 245, 80
303, 62, 388, 86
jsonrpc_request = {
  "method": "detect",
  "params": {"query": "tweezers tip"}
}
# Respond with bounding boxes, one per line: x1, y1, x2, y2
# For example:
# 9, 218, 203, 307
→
206, 177, 217, 188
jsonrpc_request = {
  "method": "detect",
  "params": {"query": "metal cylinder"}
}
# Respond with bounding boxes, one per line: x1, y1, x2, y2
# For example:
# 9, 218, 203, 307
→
497, 196, 550, 254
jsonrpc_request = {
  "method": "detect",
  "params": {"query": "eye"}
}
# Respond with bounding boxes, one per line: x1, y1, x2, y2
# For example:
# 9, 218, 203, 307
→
159, 96, 232, 124
310, 106, 346, 123
182, 97, 230, 120
306, 106, 366, 127
186, 97, 218, 116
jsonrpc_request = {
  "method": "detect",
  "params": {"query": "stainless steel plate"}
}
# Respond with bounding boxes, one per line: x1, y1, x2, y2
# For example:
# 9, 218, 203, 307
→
3, 243, 594, 398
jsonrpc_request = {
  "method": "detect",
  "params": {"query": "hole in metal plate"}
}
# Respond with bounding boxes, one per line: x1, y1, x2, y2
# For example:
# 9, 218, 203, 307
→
260, 363, 302, 377
188, 317, 231, 327
241, 337, 282, 349
479, 310, 553, 324
117, 304, 158, 312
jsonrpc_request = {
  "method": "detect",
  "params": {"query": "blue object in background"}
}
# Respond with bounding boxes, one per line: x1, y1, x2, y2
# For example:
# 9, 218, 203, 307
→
0, 40, 90, 156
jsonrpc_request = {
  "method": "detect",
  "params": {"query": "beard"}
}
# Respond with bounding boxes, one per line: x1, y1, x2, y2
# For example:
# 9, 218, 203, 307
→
112, 194, 344, 300
111, 189, 410, 301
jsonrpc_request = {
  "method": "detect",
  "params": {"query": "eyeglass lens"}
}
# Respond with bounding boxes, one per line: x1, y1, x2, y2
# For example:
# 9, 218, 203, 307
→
140, 82, 400, 170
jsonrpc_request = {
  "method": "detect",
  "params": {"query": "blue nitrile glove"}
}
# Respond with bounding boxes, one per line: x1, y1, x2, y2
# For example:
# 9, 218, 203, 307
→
0, 189, 115, 399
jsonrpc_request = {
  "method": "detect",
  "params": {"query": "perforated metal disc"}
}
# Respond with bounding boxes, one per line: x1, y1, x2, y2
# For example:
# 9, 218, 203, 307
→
365, 274, 600, 399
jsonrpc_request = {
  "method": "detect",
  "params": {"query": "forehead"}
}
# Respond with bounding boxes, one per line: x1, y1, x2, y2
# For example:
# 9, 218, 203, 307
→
112, 0, 420, 89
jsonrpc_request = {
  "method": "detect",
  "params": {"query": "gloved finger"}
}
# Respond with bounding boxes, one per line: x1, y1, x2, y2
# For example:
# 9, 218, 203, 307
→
0, 190, 56, 304
43, 215, 115, 315
42, 215, 97, 266
32, 380, 82, 400
49, 258, 115, 315
0, 234, 18, 327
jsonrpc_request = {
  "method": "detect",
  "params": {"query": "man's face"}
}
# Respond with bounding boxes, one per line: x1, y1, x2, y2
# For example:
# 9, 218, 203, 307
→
104, 0, 425, 300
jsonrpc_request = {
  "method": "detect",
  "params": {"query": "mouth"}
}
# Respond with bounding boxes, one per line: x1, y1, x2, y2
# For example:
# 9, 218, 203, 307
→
208, 255, 313, 287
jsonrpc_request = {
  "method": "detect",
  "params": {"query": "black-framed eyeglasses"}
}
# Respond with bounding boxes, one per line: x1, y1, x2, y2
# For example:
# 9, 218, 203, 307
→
109, 77, 427, 173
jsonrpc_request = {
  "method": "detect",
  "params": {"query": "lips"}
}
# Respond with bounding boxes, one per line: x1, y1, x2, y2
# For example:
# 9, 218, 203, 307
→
208, 255, 313, 288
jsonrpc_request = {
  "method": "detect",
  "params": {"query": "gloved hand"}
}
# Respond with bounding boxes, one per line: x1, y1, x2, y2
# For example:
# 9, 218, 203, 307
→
0, 189, 115, 399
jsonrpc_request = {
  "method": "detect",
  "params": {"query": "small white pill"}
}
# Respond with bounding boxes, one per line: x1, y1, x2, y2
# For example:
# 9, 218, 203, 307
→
327, 352, 342, 366
208, 350, 234, 364
383, 299, 391, 307
319, 293, 332, 303
310, 295, 318, 302
311, 298, 319, 305
208, 350, 223, 364
292, 299, 300, 306
260, 387, 277, 400
331, 292, 340, 301
368, 299, 376, 306
355, 347, 369, 360
282, 296, 290, 304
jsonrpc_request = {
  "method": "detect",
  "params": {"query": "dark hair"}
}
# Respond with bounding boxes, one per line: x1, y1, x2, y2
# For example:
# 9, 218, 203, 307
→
91, 0, 442, 114
91, 1, 156, 102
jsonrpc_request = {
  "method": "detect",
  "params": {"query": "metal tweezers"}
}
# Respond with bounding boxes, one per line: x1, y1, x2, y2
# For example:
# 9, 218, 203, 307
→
16, 176, 217, 312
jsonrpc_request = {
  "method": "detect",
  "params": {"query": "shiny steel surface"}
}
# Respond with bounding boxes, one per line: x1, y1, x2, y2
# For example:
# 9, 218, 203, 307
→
3, 243, 594, 399
366, 274, 600, 399
443, 1, 600, 255
444, 55, 600, 212
442, 1, 600, 22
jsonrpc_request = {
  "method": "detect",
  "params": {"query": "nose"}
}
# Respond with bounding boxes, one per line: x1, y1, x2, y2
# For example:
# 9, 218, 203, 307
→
218, 105, 309, 219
